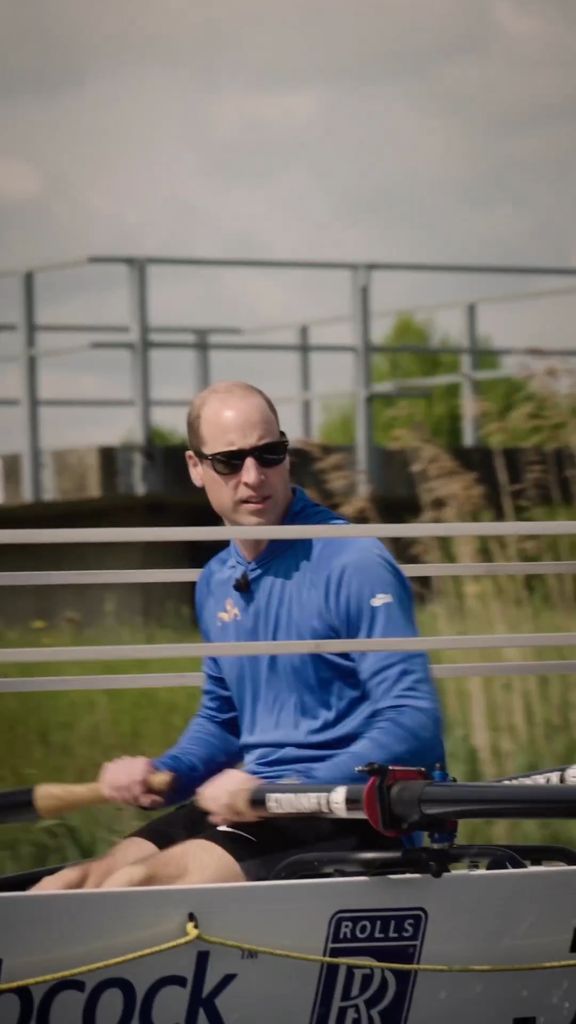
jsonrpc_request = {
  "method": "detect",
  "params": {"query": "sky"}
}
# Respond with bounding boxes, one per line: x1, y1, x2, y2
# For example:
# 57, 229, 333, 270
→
1, 0, 576, 455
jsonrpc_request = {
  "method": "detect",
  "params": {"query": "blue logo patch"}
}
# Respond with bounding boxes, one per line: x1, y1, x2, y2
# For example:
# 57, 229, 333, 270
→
310, 908, 427, 1024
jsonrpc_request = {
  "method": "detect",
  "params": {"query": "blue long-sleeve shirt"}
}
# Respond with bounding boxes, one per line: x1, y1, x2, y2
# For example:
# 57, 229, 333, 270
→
155, 487, 444, 801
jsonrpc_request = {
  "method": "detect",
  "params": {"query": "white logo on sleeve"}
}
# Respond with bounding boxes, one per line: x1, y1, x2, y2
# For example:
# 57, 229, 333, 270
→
370, 593, 394, 607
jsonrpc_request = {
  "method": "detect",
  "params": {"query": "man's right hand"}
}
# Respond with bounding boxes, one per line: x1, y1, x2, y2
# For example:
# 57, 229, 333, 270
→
98, 756, 165, 809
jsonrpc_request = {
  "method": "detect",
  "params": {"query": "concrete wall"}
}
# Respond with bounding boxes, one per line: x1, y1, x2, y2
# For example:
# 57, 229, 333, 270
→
0, 491, 222, 629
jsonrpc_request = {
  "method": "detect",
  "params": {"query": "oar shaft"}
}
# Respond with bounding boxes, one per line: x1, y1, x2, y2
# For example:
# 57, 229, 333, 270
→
0, 771, 173, 824
0, 788, 37, 824
413, 781, 576, 823
250, 777, 576, 832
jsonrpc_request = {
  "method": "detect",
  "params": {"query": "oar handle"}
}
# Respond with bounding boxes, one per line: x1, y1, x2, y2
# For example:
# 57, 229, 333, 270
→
32, 770, 174, 818
0, 771, 174, 824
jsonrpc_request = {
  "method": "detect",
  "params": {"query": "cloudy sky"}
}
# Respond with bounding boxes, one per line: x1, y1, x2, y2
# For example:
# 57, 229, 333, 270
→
1, 0, 576, 454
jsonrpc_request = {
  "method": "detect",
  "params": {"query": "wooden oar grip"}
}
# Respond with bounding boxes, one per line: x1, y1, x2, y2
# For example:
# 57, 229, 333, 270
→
147, 770, 175, 795
32, 770, 174, 819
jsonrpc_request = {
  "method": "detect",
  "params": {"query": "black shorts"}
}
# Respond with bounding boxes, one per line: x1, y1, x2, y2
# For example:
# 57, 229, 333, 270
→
131, 803, 399, 881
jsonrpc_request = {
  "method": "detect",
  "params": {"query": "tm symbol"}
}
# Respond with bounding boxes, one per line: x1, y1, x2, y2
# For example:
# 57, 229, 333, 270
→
241, 950, 258, 960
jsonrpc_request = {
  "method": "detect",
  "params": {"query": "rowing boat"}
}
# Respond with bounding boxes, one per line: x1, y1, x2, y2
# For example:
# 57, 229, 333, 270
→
1, 766, 575, 1024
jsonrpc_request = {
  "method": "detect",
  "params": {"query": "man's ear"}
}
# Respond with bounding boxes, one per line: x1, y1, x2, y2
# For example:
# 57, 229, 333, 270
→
185, 450, 204, 488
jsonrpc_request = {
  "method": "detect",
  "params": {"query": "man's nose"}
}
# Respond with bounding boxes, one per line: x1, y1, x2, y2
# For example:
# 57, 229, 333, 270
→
240, 456, 264, 484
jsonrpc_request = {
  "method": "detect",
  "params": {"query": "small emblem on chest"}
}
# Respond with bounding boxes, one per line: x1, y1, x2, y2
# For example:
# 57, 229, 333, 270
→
217, 598, 241, 623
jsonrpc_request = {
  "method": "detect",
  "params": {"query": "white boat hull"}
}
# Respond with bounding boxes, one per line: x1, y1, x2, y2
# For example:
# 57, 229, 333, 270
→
1, 867, 575, 1023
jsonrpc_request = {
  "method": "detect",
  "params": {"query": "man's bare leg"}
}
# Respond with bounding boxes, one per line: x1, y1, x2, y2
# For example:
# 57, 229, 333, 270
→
30, 836, 158, 891
100, 838, 245, 888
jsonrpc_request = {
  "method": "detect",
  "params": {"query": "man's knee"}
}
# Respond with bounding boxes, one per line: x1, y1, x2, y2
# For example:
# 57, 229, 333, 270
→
85, 836, 160, 888
32, 861, 93, 892
81, 854, 130, 889
30, 836, 158, 891
102, 839, 246, 889
99, 861, 150, 889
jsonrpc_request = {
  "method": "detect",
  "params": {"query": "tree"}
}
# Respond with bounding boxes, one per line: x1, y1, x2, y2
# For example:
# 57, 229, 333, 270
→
319, 314, 566, 448
149, 424, 188, 446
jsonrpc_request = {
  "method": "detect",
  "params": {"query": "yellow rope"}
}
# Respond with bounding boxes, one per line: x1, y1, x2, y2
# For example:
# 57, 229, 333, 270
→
198, 930, 576, 974
0, 923, 198, 991
1, 919, 575, 991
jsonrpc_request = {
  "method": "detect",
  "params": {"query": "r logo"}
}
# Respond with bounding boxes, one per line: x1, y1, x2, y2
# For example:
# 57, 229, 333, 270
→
328, 962, 396, 1022
310, 908, 427, 1024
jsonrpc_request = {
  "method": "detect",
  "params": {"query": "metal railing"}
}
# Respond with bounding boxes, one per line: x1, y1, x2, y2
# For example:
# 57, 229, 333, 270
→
0, 520, 574, 693
1, 256, 576, 502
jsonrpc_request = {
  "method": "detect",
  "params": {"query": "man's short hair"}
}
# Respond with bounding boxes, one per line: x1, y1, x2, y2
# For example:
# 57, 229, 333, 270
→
187, 381, 281, 450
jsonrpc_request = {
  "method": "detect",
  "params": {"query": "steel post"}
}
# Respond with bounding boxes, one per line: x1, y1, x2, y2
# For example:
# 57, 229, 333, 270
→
127, 260, 151, 493
19, 272, 41, 502
298, 324, 312, 438
461, 303, 479, 446
194, 330, 210, 393
352, 266, 372, 495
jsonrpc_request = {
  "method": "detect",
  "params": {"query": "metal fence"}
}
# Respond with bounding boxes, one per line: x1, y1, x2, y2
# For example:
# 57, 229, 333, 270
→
1, 255, 576, 502
1, 519, 575, 693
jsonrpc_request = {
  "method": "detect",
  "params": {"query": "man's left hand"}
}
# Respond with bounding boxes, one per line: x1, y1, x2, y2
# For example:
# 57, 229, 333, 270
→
195, 769, 262, 824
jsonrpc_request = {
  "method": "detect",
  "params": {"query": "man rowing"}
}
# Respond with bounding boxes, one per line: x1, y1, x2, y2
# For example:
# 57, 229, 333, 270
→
34, 381, 444, 890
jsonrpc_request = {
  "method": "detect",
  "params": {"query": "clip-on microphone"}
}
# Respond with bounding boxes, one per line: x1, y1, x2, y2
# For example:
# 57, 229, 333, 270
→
232, 571, 251, 594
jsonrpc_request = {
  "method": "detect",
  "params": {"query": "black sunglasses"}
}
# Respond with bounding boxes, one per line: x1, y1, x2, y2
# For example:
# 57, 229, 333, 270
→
195, 432, 289, 476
